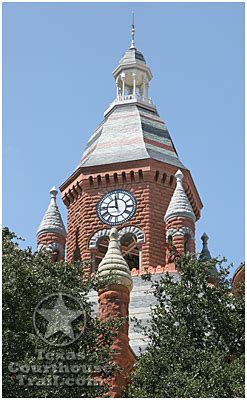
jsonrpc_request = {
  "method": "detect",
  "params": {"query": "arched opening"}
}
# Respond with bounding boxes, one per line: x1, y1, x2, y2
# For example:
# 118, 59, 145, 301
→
154, 171, 159, 182
89, 176, 94, 187
91, 232, 140, 273
162, 173, 167, 184
120, 233, 140, 271
105, 174, 110, 186
113, 172, 118, 184
122, 171, 127, 183
97, 175, 102, 187
138, 169, 143, 181
168, 235, 173, 247
184, 233, 191, 254
92, 236, 110, 271
169, 175, 174, 186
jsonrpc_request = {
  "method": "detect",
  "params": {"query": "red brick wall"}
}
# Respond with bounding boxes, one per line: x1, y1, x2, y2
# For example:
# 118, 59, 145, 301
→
61, 159, 201, 273
37, 232, 66, 248
98, 284, 135, 397
37, 232, 66, 261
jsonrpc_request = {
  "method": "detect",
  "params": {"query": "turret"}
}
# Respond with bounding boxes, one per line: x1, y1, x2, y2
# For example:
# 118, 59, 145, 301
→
96, 228, 134, 397
200, 232, 218, 284
164, 169, 196, 271
37, 187, 67, 261
200, 232, 211, 261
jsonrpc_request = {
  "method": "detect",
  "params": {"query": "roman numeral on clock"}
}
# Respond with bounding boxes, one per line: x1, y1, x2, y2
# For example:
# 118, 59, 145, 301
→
125, 209, 132, 215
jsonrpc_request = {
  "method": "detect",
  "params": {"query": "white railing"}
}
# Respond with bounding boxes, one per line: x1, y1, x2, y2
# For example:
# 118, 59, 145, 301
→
104, 94, 155, 116
116, 94, 153, 105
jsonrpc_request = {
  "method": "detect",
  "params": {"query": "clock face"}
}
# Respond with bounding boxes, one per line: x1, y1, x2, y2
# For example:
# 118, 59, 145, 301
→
96, 189, 137, 226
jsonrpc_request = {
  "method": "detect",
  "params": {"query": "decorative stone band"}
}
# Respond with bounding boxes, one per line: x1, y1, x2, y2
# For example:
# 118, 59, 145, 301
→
37, 242, 65, 258
166, 226, 195, 241
89, 225, 145, 249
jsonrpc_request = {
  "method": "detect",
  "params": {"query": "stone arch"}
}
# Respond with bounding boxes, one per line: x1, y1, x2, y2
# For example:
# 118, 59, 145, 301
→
88, 226, 145, 274
166, 226, 194, 241
89, 226, 145, 249
88, 228, 111, 249
118, 226, 145, 244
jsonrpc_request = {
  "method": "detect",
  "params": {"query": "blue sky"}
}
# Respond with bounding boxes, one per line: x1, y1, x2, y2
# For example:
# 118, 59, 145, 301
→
3, 2, 244, 274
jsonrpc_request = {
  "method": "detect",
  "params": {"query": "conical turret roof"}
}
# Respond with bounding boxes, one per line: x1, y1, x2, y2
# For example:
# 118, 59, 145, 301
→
96, 228, 133, 291
37, 187, 67, 238
164, 170, 195, 222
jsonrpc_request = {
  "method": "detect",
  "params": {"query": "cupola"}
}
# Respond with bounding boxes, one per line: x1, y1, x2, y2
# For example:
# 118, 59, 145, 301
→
104, 21, 156, 116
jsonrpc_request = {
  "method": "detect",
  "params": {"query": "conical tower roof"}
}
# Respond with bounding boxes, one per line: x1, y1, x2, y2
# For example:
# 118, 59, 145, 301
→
37, 187, 67, 238
164, 170, 195, 222
96, 228, 133, 291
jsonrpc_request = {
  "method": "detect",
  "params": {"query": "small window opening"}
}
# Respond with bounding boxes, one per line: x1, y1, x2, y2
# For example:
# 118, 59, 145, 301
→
122, 172, 127, 183
97, 175, 102, 186
130, 170, 135, 182
162, 173, 167, 184
184, 233, 191, 254
138, 169, 143, 181
154, 171, 159, 182
89, 176, 94, 188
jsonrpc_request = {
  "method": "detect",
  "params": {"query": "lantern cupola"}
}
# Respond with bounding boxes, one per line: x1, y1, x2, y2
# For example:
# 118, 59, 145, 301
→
105, 22, 156, 116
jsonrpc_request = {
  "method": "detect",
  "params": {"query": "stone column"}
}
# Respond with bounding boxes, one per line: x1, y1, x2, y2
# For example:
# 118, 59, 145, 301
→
96, 228, 134, 397
121, 73, 126, 99
132, 72, 136, 97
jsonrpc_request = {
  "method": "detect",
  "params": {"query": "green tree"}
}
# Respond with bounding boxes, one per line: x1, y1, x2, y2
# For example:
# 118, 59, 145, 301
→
2, 228, 119, 398
128, 254, 245, 398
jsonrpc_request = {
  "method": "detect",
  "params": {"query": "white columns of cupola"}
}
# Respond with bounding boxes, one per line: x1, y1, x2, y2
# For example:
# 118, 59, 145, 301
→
132, 72, 136, 97
143, 76, 149, 99
121, 72, 126, 97
115, 71, 150, 100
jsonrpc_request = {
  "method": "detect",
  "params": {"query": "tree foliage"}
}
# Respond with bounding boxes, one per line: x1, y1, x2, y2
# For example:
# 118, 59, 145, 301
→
128, 254, 245, 398
2, 228, 119, 398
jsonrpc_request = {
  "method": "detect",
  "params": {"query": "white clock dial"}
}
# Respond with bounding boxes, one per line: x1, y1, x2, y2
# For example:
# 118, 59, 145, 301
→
97, 189, 137, 226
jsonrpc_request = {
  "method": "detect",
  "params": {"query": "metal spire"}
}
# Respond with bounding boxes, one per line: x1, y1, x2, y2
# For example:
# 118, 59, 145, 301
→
130, 12, 135, 49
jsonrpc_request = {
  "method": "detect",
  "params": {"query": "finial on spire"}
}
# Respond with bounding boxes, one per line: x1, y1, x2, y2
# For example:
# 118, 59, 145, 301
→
130, 12, 135, 49
50, 186, 58, 198
175, 169, 184, 183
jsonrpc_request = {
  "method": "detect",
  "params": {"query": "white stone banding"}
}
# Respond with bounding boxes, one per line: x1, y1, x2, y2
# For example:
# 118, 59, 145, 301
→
88, 226, 145, 249
166, 227, 195, 241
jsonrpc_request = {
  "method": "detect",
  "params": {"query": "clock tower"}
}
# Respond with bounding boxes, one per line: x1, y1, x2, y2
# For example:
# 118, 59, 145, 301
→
59, 27, 202, 275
